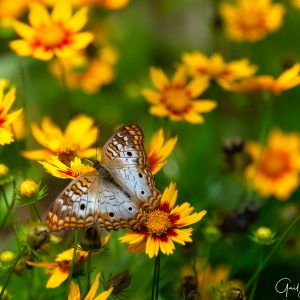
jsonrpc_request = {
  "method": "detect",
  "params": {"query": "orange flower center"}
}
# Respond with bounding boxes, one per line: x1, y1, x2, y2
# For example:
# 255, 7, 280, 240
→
237, 10, 266, 33
57, 148, 77, 165
259, 149, 291, 179
163, 87, 191, 114
38, 24, 66, 48
145, 209, 172, 236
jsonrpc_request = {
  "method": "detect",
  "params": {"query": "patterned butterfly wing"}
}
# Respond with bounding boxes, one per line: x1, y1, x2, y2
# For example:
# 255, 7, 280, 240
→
101, 124, 161, 212
46, 171, 146, 232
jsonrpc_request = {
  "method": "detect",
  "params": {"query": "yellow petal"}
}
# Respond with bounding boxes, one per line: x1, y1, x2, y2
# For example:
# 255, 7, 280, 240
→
68, 281, 80, 300
146, 236, 160, 258
22, 149, 50, 160
32, 47, 54, 61
12, 21, 35, 40
93, 287, 114, 300
52, 1, 72, 22
85, 273, 100, 300
2, 88, 16, 114
29, 3, 51, 28
5, 109, 23, 126
160, 182, 177, 209
186, 76, 209, 97
10, 40, 33, 56
277, 64, 300, 84
46, 267, 69, 288
149, 105, 169, 117
0, 128, 14, 145
192, 100, 217, 113
150, 68, 170, 91
71, 32, 94, 50
66, 7, 89, 32
183, 112, 204, 124
171, 65, 188, 86
141, 89, 161, 104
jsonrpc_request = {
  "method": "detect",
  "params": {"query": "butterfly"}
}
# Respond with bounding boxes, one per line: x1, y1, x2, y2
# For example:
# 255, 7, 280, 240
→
46, 124, 161, 232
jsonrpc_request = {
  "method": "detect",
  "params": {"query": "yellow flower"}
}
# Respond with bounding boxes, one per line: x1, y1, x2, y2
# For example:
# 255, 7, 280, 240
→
22, 114, 98, 163
146, 129, 177, 175
68, 273, 113, 300
220, 64, 300, 95
219, 0, 285, 42
0, 164, 9, 177
182, 52, 257, 83
10, 2, 94, 61
120, 183, 207, 258
142, 66, 217, 124
245, 129, 300, 200
49, 46, 117, 94
182, 260, 230, 300
18, 179, 39, 197
291, 0, 300, 9
40, 156, 96, 179
0, 87, 23, 146
0, 0, 27, 28
71, 0, 128, 9
26, 248, 88, 288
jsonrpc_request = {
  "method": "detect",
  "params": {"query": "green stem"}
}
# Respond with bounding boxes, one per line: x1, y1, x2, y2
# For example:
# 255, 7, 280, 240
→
65, 230, 79, 298
0, 247, 26, 299
31, 203, 42, 222
246, 214, 300, 291
0, 192, 17, 229
1, 187, 9, 209
151, 254, 158, 300
86, 251, 92, 293
155, 252, 160, 300
248, 246, 264, 300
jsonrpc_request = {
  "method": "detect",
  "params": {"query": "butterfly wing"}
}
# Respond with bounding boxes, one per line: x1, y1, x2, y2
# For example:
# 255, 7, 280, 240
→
101, 124, 161, 211
46, 172, 146, 232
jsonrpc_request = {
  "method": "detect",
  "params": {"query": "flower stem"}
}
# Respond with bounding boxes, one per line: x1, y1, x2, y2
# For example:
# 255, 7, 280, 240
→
246, 213, 300, 291
1, 186, 9, 209
151, 253, 161, 300
0, 247, 26, 299
86, 251, 92, 293
66, 229, 79, 298
0, 190, 17, 229
248, 246, 264, 300
31, 203, 42, 222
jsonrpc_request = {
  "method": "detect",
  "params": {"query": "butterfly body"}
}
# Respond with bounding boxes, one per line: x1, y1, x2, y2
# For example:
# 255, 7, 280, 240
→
46, 124, 161, 232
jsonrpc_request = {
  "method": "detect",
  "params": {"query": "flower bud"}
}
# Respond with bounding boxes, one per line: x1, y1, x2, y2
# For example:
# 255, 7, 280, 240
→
251, 226, 276, 245
19, 180, 38, 198
0, 164, 9, 177
106, 270, 132, 295
0, 250, 16, 264
27, 223, 50, 250
203, 226, 222, 243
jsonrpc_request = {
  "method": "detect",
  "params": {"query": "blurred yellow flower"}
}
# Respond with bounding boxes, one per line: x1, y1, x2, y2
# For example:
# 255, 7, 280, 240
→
220, 64, 300, 95
0, 0, 27, 28
18, 179, 39, 197
120, 183, 207, 258
146, 128, 177, 175
27, 248, 88, 288
0, 87, 23, 146
40, 156, 96, 179
68, 273, 113, 300
50, 46, 118, 94
0, 164, 9, 177
182, 260, 230, 300
182, 52, 257, 83
10, 2, 94, 60
219, 0, 285, 42
245, 129, 300, 200
22, 114, 98, 163
71, 0, 128, 9
291, 0, 300, 9
142, 66, 217, 124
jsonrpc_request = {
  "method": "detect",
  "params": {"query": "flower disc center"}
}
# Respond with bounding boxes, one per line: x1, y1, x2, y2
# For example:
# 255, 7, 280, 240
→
38, 24, 66, 48
145, 209, 172, 236
163, 87, 190, 113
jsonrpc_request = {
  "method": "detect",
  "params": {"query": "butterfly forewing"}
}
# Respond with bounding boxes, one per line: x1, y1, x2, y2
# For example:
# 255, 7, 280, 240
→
101, 124, 161, 211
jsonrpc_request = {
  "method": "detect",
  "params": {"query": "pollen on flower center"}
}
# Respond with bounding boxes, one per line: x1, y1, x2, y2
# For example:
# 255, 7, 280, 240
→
163, 87, 191, 113
259, 149, 291, 179
145, 209, 172, 236
38, 24, 66, 48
